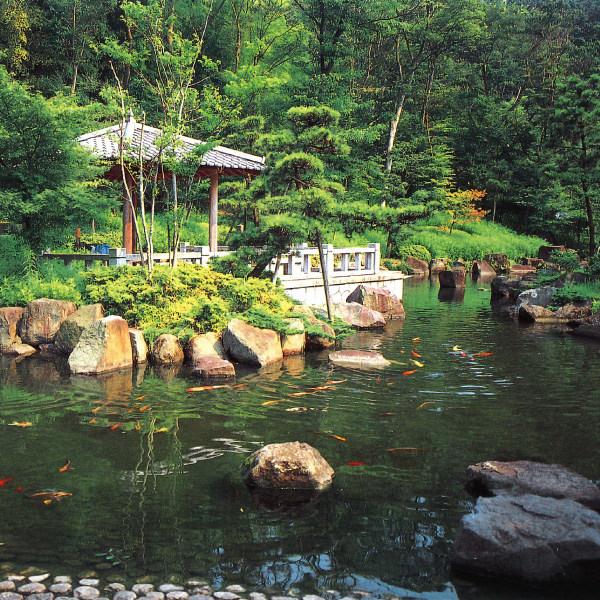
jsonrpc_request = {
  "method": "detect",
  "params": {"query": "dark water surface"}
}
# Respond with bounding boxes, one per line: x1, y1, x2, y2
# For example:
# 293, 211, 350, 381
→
1, 278, 600, 600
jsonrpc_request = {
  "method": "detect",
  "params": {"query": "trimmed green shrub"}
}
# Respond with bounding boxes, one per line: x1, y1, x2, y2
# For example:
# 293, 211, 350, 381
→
392, 244, 432, 264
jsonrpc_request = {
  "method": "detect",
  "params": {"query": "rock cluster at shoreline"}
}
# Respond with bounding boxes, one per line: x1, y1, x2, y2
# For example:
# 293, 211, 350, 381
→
0, 574, 372, 600
0, 285, 403, 377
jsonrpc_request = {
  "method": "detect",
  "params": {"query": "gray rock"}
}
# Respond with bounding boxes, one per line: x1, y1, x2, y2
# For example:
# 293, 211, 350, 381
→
151, 334, 184, 365
27, 577, 48, 585
466, 460, 600, 511
113, 591, 136, 600
223, 589, 244, 595
241, 441, 334, 490
184, 333, 226, 363
184, 583, 206, 590
333, 303, 385, 329
78, 581, 99, 588
19, 298, 77, 345
104, 586, 125, 594
517, 304, 556, 322
192, 355, 236, 379
516, 287, 557, 309
451, 493, 600, 584
28, 594, 53, 600
73, 587, 100, 600
328, 350, 391, 369
52, 579, 70, 585
129, 328, 148, 364
166, 593, 188, 600
18, 584, 46, 595
131, 586, 153, 595
49, 585, 71, 595
223, 319, 283, 367
248, 594, 266, 600
0, 593, 23, 600
145, 594, 164, 600
302, 596, 325, 600
345, 285, 405, 320
212, 593, 238, 600
439, 268, 466, 288
158, 588, 183, 595
55, 304, 104, 354
472, 261, 495, 277
0, 584, 15, 593
187, 596, 212, 600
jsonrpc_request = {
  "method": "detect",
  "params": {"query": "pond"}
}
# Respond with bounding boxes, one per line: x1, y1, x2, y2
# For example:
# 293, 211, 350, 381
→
1, 277, 600, 600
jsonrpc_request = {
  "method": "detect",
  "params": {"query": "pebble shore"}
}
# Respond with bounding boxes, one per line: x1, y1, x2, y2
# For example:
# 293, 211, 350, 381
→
0, 574, 374, 600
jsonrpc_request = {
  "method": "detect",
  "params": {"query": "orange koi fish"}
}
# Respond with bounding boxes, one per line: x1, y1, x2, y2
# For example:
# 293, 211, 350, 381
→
261, 399, 286, 406
473, 352, 494, 357
328, 434, 346, 442
135, 395, 148, 401
347, 462, 365, 466
139, 405, 151, 412
58, 460, 72, 473
30, 491, 72, 504
311, 385, 334, 391
92, 406, 103, 413
417, 401, 438, 410
88, 418, 97, 424
232, 384, 248, 389
9, 422, 32, 427
289, 391, 316, 397
326, 379, 347, 385
15, 486, 22, 492
187, 385, 230, 392
412, 337, 421, 343
0, 477, 14, 487
110, 422, 122, 430
412, 350, 422, 358
402, 370, 417, 376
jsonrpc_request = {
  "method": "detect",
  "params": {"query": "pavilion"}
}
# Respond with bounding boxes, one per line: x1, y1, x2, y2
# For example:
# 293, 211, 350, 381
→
77, 112, 265, 253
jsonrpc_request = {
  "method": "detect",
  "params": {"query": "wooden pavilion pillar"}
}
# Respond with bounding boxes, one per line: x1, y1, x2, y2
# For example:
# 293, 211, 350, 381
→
123, 170, 137, 254
209, 171, 219, 252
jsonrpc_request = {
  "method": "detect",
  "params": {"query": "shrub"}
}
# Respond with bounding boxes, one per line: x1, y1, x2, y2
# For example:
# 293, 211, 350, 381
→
550, 249, 581, 273
392, 243, 432, 264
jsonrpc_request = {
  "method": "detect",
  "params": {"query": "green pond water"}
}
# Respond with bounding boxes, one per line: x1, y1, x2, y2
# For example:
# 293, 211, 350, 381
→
1, 278, 600, 600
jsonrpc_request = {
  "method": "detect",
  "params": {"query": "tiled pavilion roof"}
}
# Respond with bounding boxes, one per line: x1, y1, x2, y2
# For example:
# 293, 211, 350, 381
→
77, 113, 265, 177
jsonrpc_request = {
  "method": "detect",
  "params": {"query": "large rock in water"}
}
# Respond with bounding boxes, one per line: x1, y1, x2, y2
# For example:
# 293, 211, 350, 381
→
405, 256, 429, 275
333, 302, 385, 329
54, 304, 104, 354
516, 287, 557, 309
291, 306, 335, 350
19, 298, 77, 345
451, 493, 600, 585
151, 334, 184, 364
439, 268, 466, 288
346, 285, 405, 320
0, 307, 24, 350
240, 441, 334, 490
68, 316, 133, 374
129, 328, 148, 364
472, 260, 496, 277
223, 318, 283, 367
281, 318, 305, 356
328, 350, 391, 369
484, 253, 510, 272
466, 460, 600, 511
518, 304, 556, 322
192, 355, 236, 379
184, 332, 226, 363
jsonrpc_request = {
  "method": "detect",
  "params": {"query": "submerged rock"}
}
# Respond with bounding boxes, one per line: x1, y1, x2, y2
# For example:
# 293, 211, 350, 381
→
328, 350, 391, 369
241, 441, 334, 490
451, 493, 600, 585
466, 460, 600, 511
192, 355, 235, 379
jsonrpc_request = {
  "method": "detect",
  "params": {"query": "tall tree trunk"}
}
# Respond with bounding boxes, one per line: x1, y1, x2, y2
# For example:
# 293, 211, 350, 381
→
581, 129, 595, 256
385, 70, 415, 173
316, 229, 334, 324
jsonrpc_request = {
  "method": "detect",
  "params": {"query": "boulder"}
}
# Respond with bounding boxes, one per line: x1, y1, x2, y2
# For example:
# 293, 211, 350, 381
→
346, 285, 405, 320
509, 264, 537, 276
516, 287, 557, 309
129, 329, 148, 364
472, 261, 496, 277
451, 493, 600, 585
484, 253, 510, 272
240, 441, 334, 490
305, 320, 336, 350
19, 298, 77, 345
429, 258, 449, 273
538, 245, 566, 262
328, 350, 391, 369
439, 268, 466, 288
185, 332, 226, 363
151, 334, 184, 365
333, 302, 385, 329
405, 256, 429, 275
281, 319, 305, 356
490, 276, 525, 299
518, 304, 556, 322
0, 307, 24, 350
192, 355, 236, 379
68, 316, 133, 374
54, 304, 104, 354
466, 460, 600, 511
3, 342, 36, 356
555, 302, 593, 321
223, 318, 283, 367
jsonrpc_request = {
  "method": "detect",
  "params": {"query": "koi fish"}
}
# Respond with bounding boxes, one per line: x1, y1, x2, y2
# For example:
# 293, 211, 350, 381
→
461, 353, 467, 357
375, 379, 383, 383
135, 395, 148, 401
135, 421, 141, 431
58, 460, 72, 473
127, 406, 138, 413
155, 428, 168, 433
9, 422, 32, 427
411, 360, 425, 368
30, 491, 72, 504
412, 337, 421, 342
403, 370, 417, 376
289, 391, 315, 397
0, 477, 14, 487
286, 407, 308, 412
232, 384, 248, 389
452, 345, 461, 351
387, 382, 395, 386
326, 379, 347, 385
311, 385, 333, 391
139, 405, 151, 412
328, 434, 346, 442
258, 385, 277, 393
187, 385, 230, 392
412, 350, 422, 357
376, 412, 396, 418
417, 401, 438, 410
261, 399, 286, 406
110, 423, 122, 430
15, 487, 22, 493
347, 462, 365, 466
387, 447, 431, 453
88, 418, 97, 424
473, 352, 494, 357
91, 406, 103, 413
